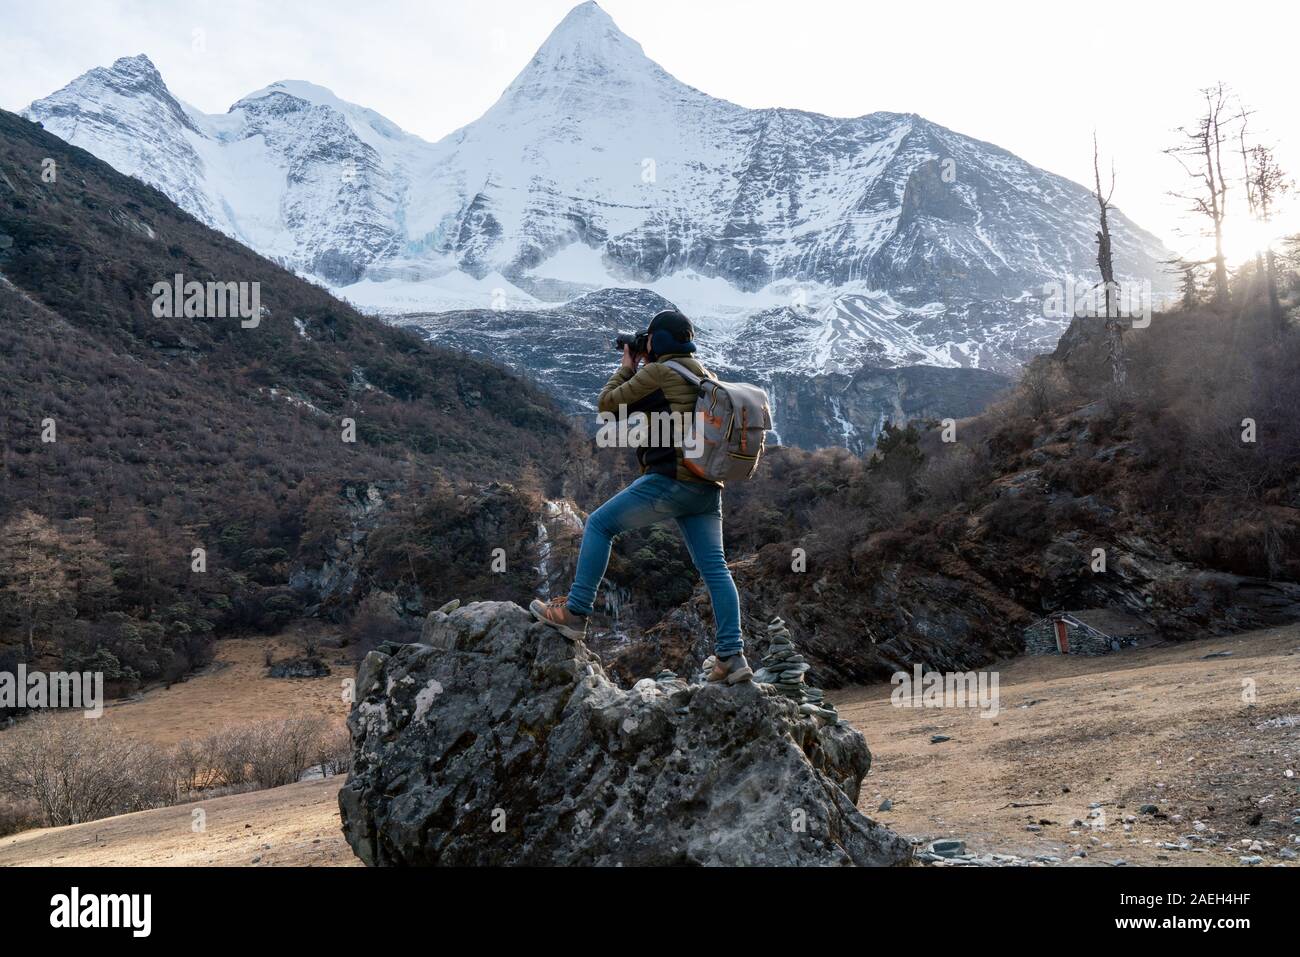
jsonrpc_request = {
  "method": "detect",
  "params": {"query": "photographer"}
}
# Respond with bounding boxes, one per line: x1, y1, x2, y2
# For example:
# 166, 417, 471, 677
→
530, 310, 752, 685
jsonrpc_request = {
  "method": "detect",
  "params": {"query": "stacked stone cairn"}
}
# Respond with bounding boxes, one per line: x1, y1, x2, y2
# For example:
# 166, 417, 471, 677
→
751, 617, 843, 726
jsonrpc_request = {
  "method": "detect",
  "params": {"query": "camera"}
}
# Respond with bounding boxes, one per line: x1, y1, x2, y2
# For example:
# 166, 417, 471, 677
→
612, 331, 649, 355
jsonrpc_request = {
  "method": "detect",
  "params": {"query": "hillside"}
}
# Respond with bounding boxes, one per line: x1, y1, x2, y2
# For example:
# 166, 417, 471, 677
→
0, 107, 579, 690
603, 300, 1300, 686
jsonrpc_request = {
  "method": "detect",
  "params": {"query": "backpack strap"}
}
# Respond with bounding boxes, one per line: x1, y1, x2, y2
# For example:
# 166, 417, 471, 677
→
662, 360, 704, 391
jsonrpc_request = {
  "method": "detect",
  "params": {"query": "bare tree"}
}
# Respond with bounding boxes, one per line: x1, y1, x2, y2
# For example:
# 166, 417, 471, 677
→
1092, 133, 1126, 387
0, 511, 69, 658
1235, 107, 1292, 328
1165, 84, 1235, 307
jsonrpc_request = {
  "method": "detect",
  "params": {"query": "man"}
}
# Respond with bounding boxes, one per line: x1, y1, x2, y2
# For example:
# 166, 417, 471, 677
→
530, 309, 752, 684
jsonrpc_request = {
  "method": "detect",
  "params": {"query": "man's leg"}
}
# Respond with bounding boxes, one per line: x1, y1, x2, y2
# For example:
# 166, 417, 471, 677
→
675, 508, 743, 660
565, 475, 671, 617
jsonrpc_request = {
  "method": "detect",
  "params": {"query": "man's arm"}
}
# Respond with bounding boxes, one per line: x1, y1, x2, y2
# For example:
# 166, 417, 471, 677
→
598, 364, 665, 414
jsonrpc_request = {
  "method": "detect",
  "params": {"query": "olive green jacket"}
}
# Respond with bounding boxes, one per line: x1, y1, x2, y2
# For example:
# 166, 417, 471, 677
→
598, 352, 717, 484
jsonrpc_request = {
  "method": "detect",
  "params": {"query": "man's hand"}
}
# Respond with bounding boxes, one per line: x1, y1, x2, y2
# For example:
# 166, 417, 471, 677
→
620, 344, 645, 372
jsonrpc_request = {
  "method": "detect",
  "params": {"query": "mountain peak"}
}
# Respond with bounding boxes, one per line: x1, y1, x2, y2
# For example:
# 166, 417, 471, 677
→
535, 0, 644, 63
507, 1, 656, 89
24, 51, 193, 134
551, 1, 623, 39
82, 54, 169, 95
236, 79, 345, 112
109, 53, 161, 75
77, 54, 169, 96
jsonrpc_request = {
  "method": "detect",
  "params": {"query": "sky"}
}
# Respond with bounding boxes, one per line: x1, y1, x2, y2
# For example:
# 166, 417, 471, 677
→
3, 0, 1296, 262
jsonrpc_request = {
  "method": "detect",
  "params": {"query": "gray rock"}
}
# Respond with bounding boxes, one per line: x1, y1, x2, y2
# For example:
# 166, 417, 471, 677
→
927, 839, 966, 858
339, 601, 911, 867
266, 656, 330, 679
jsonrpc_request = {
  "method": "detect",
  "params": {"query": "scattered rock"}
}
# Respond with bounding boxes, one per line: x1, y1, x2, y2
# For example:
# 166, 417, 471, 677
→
339, 601, 911, 866
878, 798, 893, 812
930, 734, 952, 744
927, 839, 966, 858
267, 655, 330, 679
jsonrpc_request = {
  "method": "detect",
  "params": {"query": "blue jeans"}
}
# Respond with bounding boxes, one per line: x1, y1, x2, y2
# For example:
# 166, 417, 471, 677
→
567, 474, 744, 658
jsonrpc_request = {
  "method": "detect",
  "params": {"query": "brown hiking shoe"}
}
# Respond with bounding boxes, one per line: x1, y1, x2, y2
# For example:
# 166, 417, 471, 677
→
707, 653, 753, 685
529, 596, 587, 641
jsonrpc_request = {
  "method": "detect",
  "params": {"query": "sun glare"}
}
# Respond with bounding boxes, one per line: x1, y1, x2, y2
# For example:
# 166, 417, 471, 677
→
1218, 202, 1299, 267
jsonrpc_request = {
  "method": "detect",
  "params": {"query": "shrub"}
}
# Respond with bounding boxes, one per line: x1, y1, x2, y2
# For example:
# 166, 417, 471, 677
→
0, 715, 175, 827
178, 715, 338, 792
0, 796, 42, 838
918, 445, 985, 508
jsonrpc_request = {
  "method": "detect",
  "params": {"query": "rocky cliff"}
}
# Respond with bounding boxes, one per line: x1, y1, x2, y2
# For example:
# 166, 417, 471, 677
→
338, 600, 911, 866
771, 364, 1012, 454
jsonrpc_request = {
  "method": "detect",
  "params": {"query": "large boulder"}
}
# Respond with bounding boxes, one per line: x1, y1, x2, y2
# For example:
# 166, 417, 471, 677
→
338, 600, 911, 866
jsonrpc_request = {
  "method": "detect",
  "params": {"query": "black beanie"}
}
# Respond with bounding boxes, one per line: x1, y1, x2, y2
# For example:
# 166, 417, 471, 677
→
646, 309, 696, 357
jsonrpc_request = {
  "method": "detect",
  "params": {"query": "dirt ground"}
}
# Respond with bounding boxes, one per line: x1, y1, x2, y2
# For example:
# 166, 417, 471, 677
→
91, 623, 355, 747
0, 777, 354, 866
1, 624, 1296, 866
839, 623, 1300, 866
0, 628, 358, 867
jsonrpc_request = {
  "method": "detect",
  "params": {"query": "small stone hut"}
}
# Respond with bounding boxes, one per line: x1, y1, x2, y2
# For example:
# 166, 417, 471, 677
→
1023, 609, 1151, 656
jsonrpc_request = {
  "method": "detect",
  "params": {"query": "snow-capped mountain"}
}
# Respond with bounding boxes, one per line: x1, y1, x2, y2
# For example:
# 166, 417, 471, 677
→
24, 53, 420, 282
23, 1, 1172, 448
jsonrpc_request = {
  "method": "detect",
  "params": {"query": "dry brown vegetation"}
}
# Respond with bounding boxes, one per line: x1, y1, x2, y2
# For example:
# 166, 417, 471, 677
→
0, 712, 349, 834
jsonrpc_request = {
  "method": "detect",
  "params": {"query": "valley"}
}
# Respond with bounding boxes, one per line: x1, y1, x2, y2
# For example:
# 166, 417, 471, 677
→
2, 622, 1294, 867
1, 0, 1297, 879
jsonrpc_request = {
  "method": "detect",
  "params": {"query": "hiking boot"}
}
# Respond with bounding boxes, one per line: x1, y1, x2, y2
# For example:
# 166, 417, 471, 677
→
707, 653, 753, 685
529, 596, 587, 641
